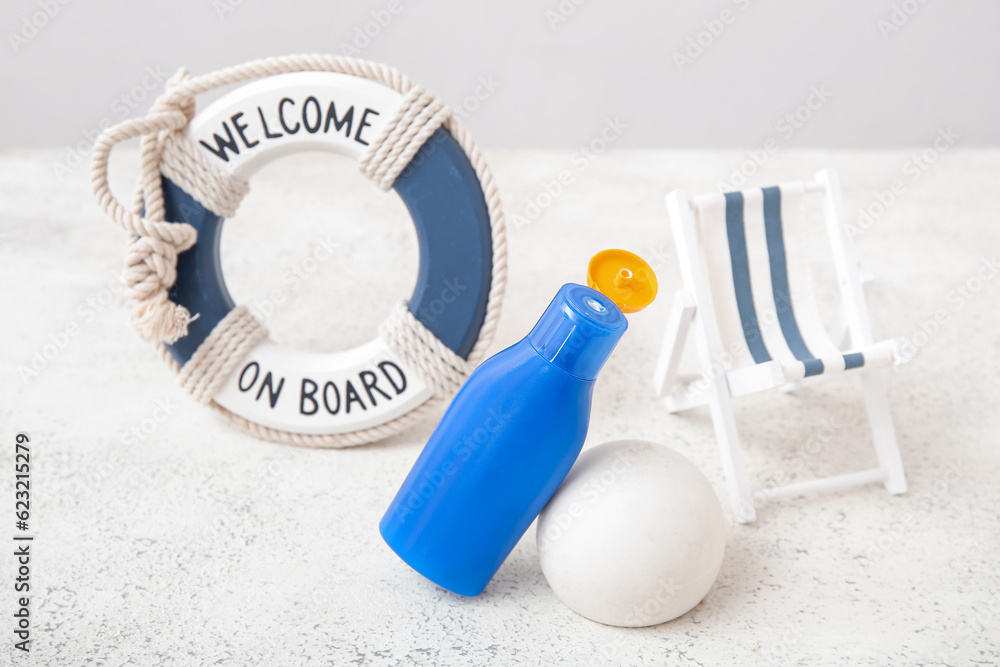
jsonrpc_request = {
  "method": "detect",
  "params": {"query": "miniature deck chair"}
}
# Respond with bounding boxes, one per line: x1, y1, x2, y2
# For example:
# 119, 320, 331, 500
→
653, 168, 907, 523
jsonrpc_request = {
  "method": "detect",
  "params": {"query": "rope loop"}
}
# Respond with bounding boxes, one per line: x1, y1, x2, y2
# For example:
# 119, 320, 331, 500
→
178, 306, 269, 404
380, 302, 470, 398
359, 85, 453, 190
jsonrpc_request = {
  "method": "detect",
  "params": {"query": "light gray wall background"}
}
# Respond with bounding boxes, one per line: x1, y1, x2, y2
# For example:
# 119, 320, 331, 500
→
1, 0, 997, 149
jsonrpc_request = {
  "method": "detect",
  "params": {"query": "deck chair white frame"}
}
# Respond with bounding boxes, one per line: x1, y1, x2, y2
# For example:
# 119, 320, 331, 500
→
653, 168, 907, 523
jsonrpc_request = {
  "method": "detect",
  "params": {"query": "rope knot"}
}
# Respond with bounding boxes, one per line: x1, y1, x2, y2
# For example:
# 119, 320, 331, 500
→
123, 252, 199, 345
91, 65, 251, 346
164, 67, 196, 123
121, 227, 194, 343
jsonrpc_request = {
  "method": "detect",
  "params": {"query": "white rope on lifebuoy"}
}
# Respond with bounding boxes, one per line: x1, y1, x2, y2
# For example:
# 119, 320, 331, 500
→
92, 54, 508, 448
176, 306, 270, 404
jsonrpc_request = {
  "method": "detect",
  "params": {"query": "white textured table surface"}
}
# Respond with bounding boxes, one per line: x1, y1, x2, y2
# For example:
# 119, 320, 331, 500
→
1, 147, 998, 666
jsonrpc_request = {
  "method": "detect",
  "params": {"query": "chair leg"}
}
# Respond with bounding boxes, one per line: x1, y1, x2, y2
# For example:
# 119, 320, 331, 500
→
705, 380, 757, 522
653, 290, 696, 397
859, 371, 907, 494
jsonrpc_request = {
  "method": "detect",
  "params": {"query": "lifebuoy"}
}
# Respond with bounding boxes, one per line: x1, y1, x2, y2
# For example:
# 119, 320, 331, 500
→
91, 58, 505, 444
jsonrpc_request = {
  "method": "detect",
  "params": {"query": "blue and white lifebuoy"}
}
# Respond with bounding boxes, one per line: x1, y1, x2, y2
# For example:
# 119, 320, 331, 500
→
158, 71, 497, 437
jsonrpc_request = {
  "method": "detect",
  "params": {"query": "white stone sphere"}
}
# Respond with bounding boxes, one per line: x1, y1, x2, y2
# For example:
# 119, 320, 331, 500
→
536, 440, 726, 627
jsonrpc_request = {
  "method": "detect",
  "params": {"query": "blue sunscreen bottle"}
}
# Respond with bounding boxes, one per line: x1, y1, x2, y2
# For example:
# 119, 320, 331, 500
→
379, 250, 658, 596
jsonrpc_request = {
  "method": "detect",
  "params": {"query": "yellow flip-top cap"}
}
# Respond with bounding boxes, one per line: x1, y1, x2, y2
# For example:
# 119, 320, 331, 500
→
587, 249, 658, 314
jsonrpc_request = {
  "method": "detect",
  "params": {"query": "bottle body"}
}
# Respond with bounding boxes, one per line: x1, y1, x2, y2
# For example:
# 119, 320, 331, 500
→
380, 283, 628, 596
380, 338, 595, 596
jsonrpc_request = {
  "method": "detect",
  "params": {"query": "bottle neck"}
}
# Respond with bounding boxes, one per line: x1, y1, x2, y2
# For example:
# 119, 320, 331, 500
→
526, 284, 627, 381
